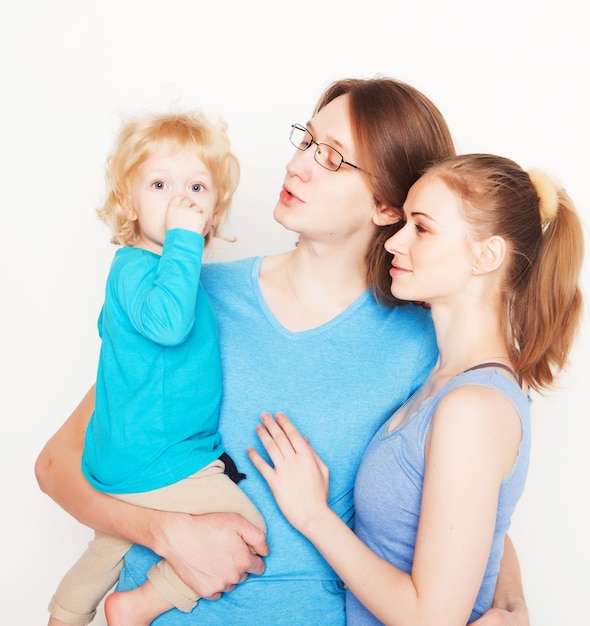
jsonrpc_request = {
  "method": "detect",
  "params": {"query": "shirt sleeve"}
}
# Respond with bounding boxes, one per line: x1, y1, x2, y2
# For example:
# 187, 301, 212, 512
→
115, 229, 205, 346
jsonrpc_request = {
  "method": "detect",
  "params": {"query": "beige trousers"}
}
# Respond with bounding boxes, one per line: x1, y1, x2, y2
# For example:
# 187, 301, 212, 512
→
48, 458, 266, 626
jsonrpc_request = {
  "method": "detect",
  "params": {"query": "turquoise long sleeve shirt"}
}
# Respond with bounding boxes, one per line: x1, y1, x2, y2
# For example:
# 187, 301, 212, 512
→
82, 229, 223, 494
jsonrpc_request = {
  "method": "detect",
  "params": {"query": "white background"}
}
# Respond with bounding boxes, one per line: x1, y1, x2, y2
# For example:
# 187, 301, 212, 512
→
1, 1, 589, 624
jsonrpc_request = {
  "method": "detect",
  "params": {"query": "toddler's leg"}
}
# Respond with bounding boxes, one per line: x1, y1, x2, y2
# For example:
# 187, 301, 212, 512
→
48, 531, 131, 626
105, 458, 266, 622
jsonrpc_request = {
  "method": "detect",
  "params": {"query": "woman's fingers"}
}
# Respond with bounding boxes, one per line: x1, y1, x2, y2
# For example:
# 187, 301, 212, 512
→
249, 412, 317, 481
246, 446, 272, 481
273, 412, 308, 451
253, 413, 285, 461
259, 412, 308, 454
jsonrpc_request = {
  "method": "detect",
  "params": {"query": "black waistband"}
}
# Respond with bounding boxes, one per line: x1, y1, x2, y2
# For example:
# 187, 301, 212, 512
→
218, 451, 247, 485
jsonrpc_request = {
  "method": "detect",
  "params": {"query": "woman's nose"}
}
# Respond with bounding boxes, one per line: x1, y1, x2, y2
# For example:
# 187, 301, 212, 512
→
384, 225, 407, 254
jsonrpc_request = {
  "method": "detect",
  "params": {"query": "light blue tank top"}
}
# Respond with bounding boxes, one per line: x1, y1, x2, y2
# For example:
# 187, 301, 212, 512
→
348, 365, 532, 624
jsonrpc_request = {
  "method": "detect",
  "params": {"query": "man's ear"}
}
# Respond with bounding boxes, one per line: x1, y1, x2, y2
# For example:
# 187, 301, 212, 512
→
373, 203, 402, 226
473, 235, 507, 274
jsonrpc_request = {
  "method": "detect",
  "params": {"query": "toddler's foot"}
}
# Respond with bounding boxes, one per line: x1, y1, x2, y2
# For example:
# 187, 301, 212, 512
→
104, 583, 171, 626
104, 591, 142, 626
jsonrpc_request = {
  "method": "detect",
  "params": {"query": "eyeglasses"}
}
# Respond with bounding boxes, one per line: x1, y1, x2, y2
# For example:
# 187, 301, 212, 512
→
289, 123, 366, 173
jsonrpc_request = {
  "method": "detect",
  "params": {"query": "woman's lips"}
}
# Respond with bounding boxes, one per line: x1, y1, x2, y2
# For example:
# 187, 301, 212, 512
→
389, 264, 410, 277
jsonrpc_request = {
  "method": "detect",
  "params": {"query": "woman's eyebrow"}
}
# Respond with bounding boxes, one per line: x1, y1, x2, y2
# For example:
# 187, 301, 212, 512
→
410, 210, 439, 225
402, 203, 434, 220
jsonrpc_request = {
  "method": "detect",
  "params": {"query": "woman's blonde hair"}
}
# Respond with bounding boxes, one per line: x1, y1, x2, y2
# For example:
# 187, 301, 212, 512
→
98, 110, 240, 246
429, 153, 584, 391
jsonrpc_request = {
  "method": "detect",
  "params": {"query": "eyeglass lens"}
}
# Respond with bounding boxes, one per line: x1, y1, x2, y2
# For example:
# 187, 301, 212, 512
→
289, 124, 344, 171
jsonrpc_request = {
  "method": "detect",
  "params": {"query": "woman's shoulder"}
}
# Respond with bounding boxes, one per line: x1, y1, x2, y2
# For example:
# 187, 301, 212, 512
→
444, 367, 530, 411
430, 369, 531, 449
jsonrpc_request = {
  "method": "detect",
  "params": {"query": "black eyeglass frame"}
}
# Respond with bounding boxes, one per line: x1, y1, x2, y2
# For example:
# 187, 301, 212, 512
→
289, 123, 369, 173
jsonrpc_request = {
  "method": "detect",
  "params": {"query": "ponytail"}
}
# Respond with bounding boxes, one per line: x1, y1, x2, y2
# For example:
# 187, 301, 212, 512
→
514, 183, 584, 391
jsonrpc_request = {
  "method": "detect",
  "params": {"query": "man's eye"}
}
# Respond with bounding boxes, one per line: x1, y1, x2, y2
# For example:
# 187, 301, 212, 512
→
323, 146, 342, 169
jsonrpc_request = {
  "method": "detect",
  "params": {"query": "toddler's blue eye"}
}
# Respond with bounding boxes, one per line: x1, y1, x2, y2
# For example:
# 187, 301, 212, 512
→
153, 181, 165, 190
191, 183, 203, 193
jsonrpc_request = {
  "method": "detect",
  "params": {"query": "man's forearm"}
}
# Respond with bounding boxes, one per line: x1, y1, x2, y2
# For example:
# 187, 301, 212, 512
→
35, 384, 160, 548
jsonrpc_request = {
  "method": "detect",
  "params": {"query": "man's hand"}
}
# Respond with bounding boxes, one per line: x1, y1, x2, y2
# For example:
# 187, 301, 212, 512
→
471, 603, 530, 626
154, 511, 268, 599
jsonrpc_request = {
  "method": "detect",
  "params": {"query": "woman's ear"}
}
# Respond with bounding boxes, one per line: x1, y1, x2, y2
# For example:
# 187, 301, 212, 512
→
473, 235, 507, 274
373, 203, 402, 226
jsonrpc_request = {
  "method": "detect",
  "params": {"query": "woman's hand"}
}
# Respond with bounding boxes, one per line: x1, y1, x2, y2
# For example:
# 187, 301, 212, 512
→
247, 412, 330, 534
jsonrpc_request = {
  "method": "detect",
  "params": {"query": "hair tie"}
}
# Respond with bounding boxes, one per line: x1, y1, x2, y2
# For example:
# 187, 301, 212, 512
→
528, 169, 559, 223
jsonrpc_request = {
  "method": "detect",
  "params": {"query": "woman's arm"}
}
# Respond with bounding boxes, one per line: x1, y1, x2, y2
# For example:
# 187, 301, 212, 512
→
35, 385, 268, 598
248, 412, 422, 624
249, 403, 525, 626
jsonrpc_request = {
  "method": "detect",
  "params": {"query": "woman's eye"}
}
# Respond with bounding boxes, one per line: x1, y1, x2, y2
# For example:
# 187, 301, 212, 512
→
191, 183, 203, 193
415, 224, 427, 234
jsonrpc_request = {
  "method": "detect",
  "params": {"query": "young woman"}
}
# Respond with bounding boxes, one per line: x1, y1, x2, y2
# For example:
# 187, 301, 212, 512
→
36, 78, 530, 625
249, 154, 583, 624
